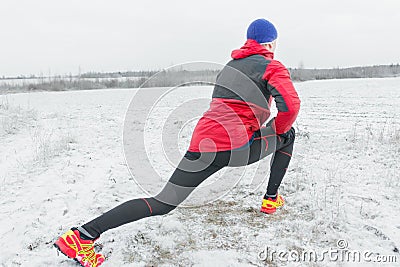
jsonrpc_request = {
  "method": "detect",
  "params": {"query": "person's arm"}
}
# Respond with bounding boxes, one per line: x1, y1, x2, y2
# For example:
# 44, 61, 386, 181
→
263, 60, 300, 134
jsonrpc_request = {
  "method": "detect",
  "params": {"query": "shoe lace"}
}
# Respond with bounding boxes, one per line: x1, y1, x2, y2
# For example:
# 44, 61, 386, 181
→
275, 196, 284, 206
79, 244, 98, 264
263, 196, 283, 208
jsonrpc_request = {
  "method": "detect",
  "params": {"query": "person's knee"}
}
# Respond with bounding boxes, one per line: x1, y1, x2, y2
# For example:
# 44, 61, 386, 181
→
281, 127, 295, 142
146, 197, 177, 216
153, 201, 176, 215
151, 183, 187, 215
155, 179, 192, 207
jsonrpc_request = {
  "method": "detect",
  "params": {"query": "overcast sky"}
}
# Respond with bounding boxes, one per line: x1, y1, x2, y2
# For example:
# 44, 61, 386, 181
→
0, 0, 399, 77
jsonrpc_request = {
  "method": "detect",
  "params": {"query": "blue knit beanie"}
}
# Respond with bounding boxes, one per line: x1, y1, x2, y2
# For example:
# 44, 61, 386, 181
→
247, 19, 278, 44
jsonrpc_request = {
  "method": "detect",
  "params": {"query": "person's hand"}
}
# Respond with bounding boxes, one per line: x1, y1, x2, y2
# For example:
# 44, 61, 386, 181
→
266, 118, 295, 144
278, 127, 295, 144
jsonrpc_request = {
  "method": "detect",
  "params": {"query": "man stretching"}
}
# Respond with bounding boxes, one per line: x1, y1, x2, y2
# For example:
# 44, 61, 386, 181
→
54, 18, 301, 267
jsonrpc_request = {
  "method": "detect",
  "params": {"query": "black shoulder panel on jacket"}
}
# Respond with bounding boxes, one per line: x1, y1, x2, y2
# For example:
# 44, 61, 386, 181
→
212, 55, 271, 109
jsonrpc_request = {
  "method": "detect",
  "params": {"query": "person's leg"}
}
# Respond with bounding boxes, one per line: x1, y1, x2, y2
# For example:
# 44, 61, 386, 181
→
253, 126, 295, 198
265, 132, 295, 197
237, 126, 295, 214
232, 126, 295, 198
80, 151, 223, 239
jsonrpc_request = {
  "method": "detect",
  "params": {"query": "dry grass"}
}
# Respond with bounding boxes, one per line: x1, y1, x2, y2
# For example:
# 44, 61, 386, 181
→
0, 97, 37, 135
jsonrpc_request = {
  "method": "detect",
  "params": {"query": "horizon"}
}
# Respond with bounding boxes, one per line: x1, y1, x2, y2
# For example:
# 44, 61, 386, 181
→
1, 63, 399, 79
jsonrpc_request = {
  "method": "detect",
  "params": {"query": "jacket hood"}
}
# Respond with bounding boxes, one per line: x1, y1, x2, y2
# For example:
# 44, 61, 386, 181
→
231, 39, 274, 60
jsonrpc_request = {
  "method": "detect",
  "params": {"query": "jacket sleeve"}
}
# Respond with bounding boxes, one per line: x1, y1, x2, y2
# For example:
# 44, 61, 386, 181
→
263, 60, 300, 134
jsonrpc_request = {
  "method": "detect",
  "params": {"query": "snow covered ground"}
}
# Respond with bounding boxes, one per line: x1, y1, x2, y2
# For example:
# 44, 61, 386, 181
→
0, 77, 399, 266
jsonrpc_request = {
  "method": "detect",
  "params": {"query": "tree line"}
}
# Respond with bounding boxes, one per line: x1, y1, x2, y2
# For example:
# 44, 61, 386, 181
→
289, 64, 400, 81
1, 64, 399, 93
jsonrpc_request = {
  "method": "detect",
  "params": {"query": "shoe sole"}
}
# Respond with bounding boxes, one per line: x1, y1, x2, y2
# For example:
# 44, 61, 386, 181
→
260, 208, 276, 214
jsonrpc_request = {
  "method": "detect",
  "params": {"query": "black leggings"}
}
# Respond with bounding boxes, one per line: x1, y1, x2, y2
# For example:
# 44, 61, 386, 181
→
82, 126, 295, 239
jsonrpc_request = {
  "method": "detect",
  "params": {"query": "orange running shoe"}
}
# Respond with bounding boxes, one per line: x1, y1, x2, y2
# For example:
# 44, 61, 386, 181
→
54, 228, 105, 267
260, 194, 285, 214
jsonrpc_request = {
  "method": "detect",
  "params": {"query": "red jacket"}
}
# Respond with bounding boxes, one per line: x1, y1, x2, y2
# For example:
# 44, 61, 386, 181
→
189, 40, 300, 152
